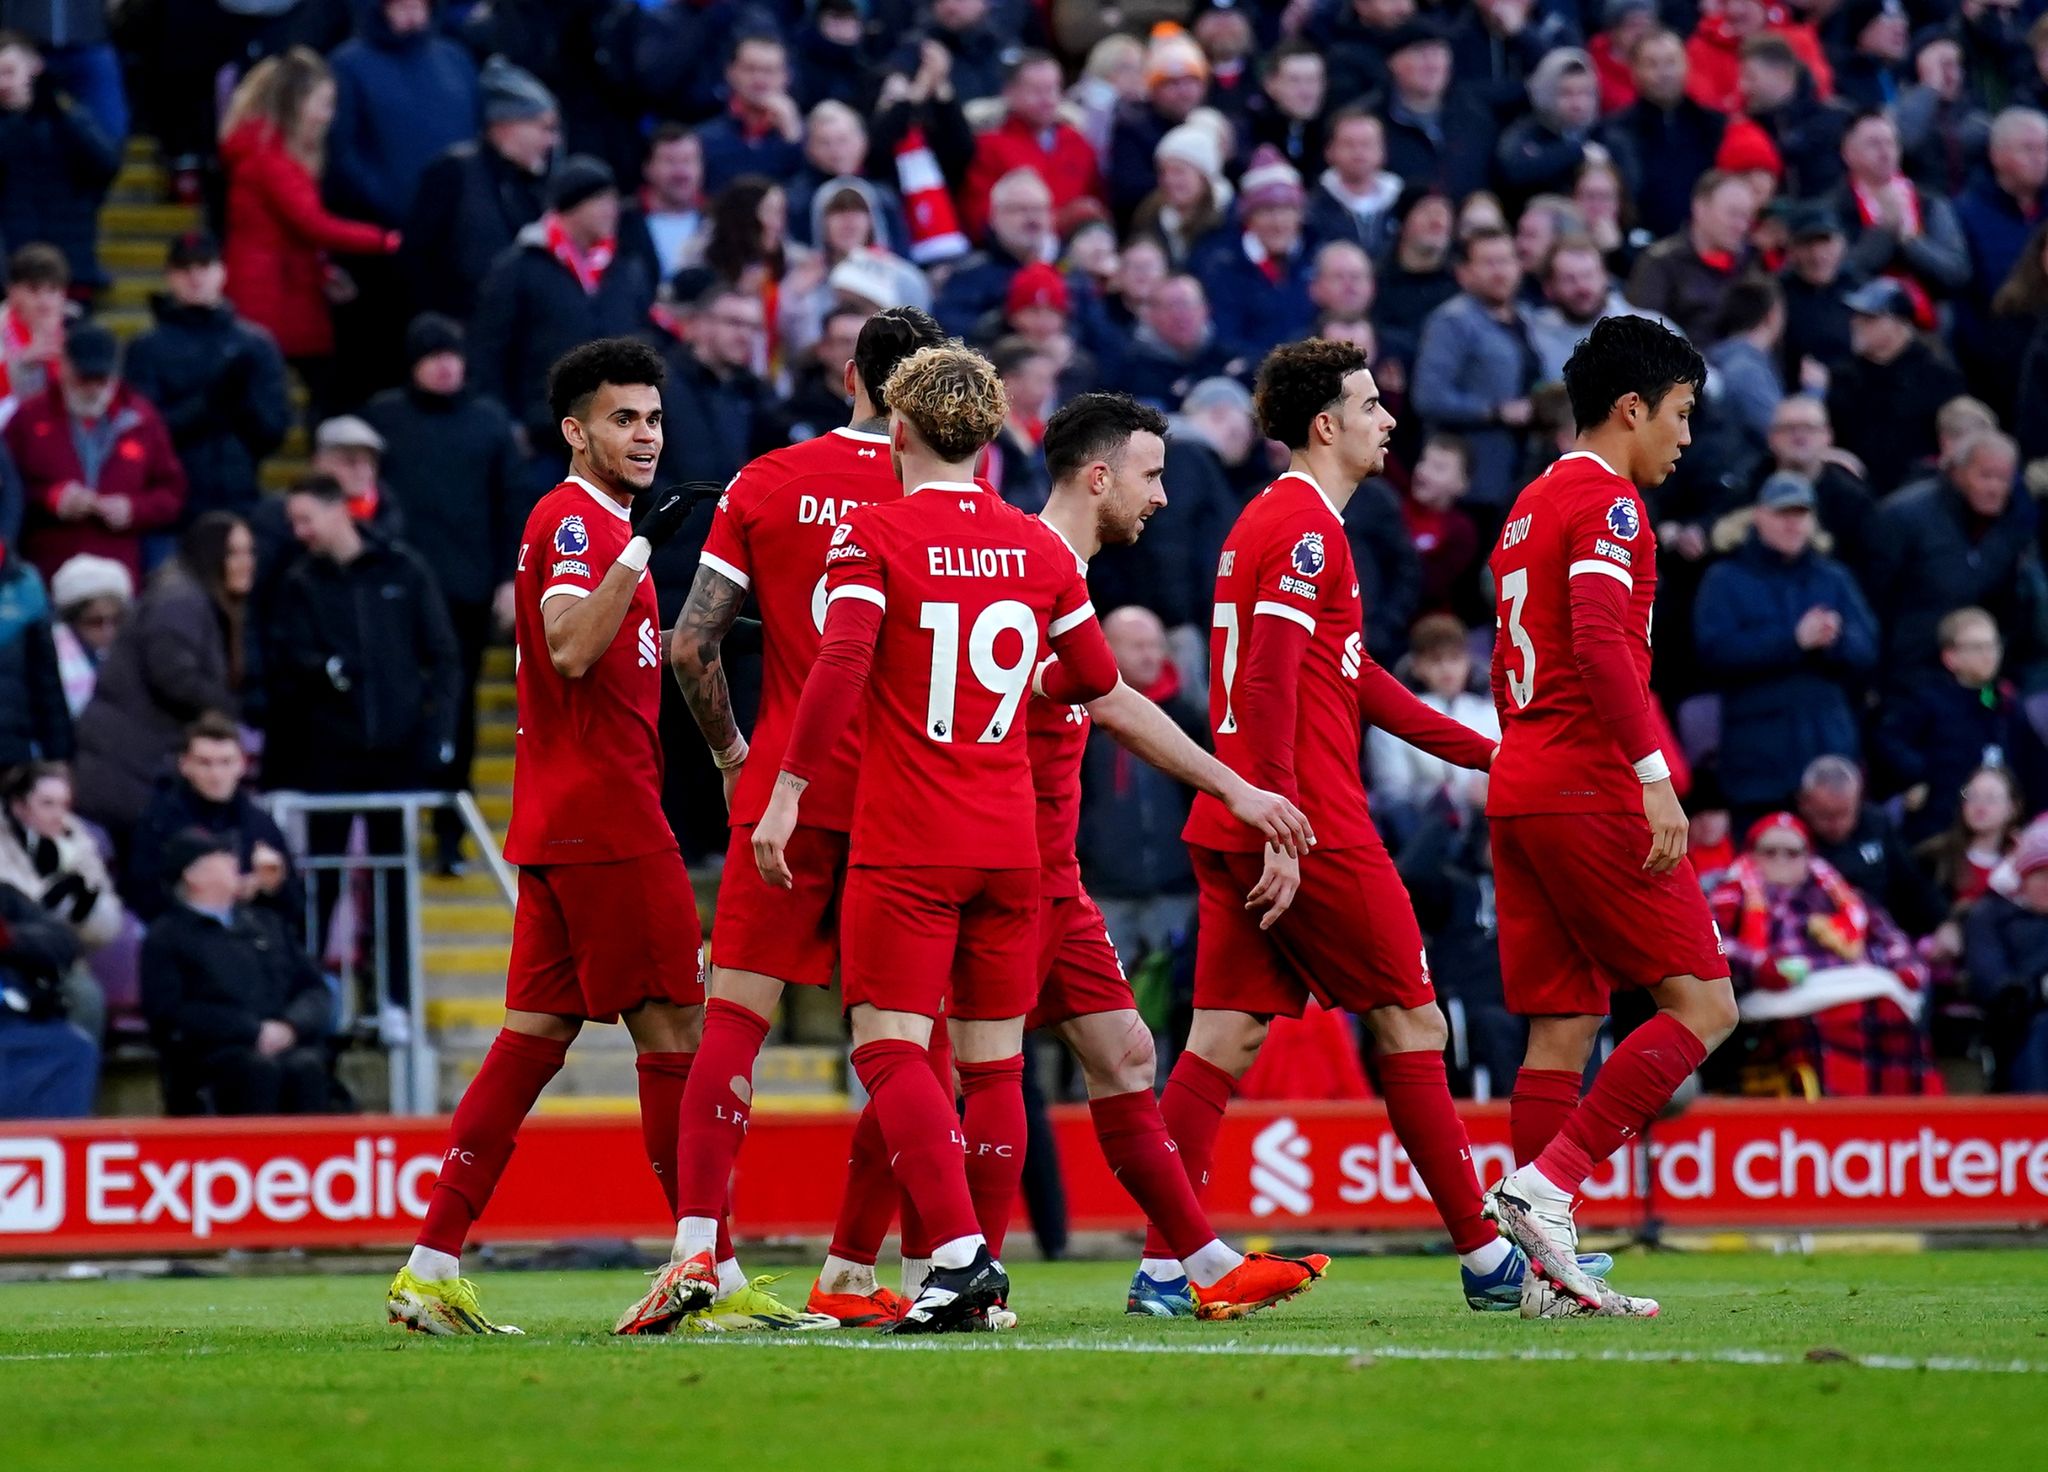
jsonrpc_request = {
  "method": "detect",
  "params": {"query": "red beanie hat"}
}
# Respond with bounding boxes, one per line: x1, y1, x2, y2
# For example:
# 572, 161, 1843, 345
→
1006, 262, 1070, 318
1716, 116, 1784, 182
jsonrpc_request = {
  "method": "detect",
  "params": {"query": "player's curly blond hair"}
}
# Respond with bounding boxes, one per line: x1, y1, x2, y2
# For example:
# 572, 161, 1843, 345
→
884, 344, 1009, 463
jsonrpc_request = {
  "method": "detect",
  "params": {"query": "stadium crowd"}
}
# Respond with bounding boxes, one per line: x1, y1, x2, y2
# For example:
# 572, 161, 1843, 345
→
6, 0, 2048, 1117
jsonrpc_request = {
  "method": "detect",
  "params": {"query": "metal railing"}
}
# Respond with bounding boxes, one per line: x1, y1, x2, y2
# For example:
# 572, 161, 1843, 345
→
264, 790, 515, 1115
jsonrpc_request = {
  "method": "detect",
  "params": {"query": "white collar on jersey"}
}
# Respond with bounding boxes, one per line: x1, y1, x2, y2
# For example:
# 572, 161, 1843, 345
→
1552, 449, 1621, 479
1040, 517, 1089, 574
908, 479, 983, 496
831, 425, 891, 444
566, 475, 632, 521
1272, 468, 1342, 519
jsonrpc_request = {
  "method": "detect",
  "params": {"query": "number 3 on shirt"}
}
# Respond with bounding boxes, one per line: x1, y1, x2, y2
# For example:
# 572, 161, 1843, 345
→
920, 599, 1037, 743
1499, 568, 1536, 709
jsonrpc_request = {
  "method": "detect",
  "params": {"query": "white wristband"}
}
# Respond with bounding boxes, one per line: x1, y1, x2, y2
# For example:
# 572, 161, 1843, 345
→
712, 735, 749, 770
1634, 750, 1672, 785
617, 536, 652, 573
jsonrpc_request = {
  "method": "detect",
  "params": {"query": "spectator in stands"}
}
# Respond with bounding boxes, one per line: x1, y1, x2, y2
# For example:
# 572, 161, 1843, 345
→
1710, 811, 1936, 1097
1956, 108, 2048, 411
617, 124, 707, 286
1377, 18, 1498, 204
1124, 273, 1238, 412
1305, 109, 1404, 257
1833, 0, 1911, 110
1777, 202, 1857, 388
0, 876, 94, 1118
1964, 830, 2048, 1091
1917, 766, 2023, 929
935, 168, 1056, 337
1413, 228, 1536, 516
1244, 40, 1327, 177
963, 52, 1103, 246
1321, 0, 1407, 104
1377, 187, 1460, 365
783, 181, 928, 356
1198, 149, 1316, 361
1736, 34, 1849, 200
1747, 396, 1879, 587
1869, 429, 2041, 681
1176, 373, 1268, 509
1065, 33, 1144, 163
1996, 223, 2048, 463
141, 830, 338, 1116
126, 715, 298, 928
1402, 434, 1482, 620
1343, 460, 1424, 665
325, 0, 479, 230
1131, 121, 1230, 269
674, 175, 790, 322
0, 31, 118, 293
217, 48, 399, 421
1874, 607, 2048, 843
469, 157, 656, 485
1573, 155, 1646, 284
1529, 233, 1674, 383
987, 262, 1097, 395
791, 0, 875, 111
1706, 276, 1789, 440
401, 56, 557, 321
1601, 27, 1724, 241
1899, 32, 1991, 197
1370, 613, 1497, 828
1829, 109, 1971, 319
0, 761, 118, 1039
930, 0, 1008, 105
786, 102, 906, 257
0, 244, 69, 431
1497, 48, 1602, 213
8, 321, 185, 583
46, 553, 127, 717
1109, 25, 1211, 221
0, 532, 70, 769
1077, 604, 1203, 972
1798, 754, 1948, 937
1309, 242, 1376, 325
698, 35, 804, 193
1694, 472, 1879, 823
763, 302, 863, 446
1626, 170, 1760, 344
122, 232, 291, 527
72, 512, 252, 842
984, 338, 1053, 512
1686, 0, 1832, 114
1825, 279, 1967, 493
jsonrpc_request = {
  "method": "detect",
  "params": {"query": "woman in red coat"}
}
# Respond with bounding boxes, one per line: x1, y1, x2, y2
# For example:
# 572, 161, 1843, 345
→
218, 47, 397, 416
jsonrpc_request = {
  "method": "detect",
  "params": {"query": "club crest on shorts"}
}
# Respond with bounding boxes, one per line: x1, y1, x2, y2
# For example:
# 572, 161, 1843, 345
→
1605, 498, 1641, 541
1289, 531, 1326, 577
554, 516, 590, 557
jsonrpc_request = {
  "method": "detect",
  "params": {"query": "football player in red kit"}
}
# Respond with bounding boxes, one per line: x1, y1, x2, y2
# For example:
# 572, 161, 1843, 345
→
387, 340, 704, 1336
615, 307, 949, 1336
1483, 316, 1737, 1319
752, 344, 1125, 1331
1171, 338, 1534, 1311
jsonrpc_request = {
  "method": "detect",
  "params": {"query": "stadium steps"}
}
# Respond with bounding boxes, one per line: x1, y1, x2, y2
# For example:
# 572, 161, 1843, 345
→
97, 144, 199, 340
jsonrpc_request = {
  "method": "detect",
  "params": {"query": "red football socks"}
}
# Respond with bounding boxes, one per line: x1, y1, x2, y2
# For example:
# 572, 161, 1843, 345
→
1511, 1067, 1582, 1166
826, 1098, 894, 1266
1142, 1051, 1236, 1257
674, 1000, 771, 1224
1378, 1049, 1492, 1254
850, 1038, 977, 1251
898, 1027, 955, 1259
957, 1054, 1026, 1256
1091, 1088, 1215, 1262
1535, 1013, 1708, 1195
634, 1051, 692, 1217
416, 1028, 568, 1255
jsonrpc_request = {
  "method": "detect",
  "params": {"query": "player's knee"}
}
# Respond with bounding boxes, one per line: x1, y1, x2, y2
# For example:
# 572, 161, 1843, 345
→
504, 1009, 581, 1044
1186, 1009, 1266, 1076
1367, 1003, 1447, 1055
1074, 1013, 1156, 1096
1689, 980, 1740, 1047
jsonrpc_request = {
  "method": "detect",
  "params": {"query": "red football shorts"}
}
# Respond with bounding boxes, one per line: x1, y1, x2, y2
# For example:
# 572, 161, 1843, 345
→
712, 822, 849, 988
1490, 811, 1731, 1017
839, 865, 1038, 1021
505, 848, 705, 1023
1190, 840, 1434, 1019
1027, 890, 1134, 1030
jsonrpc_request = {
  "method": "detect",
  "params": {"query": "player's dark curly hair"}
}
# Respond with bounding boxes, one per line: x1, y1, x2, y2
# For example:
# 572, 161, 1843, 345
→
547, 337, 668, 423
1562, 315, 1707, 432
1043, 393, 1169, 483
1253, 338, 1370, 450
854, 306, 946, 411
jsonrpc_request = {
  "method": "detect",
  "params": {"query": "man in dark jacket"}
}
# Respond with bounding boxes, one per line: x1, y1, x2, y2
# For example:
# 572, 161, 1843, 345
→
1736, 34, 1850, 199
1694, 473, 1879, 822
1867, 428, 2044, 678
1374, 20, 1499, 204
0, 33, 118, 290
363, 313, 521, 871
1107, 36, 1210, 221
1797, 754, 1947, 936
934, 167, 1056, 338
401, 56, 558, 320
1194, 151, 1318, 362
0, 877, 95, 1118
1824, 278, 1968, 495
1600, 27, 1725, 239
1347, 476, 1426, 666
125, 714, 300, 928
121, 232, 291, 526
468, 158, 657, 492
1626, 170, 1760, 343
326, 0, 480, 229
696, 34, 806, 191
1951, 106, 2048, 414
1777, 203, 1859, 383
140, 831, 337, 1116
0, 537, 71, 770
1122, 275, 1241, 412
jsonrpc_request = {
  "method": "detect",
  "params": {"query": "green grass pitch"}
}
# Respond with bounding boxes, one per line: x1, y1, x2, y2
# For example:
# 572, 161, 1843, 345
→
3, 1252, 2046, 1472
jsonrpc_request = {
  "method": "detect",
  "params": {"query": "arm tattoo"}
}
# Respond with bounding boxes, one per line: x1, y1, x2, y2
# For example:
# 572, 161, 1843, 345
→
670, 565, 747, 752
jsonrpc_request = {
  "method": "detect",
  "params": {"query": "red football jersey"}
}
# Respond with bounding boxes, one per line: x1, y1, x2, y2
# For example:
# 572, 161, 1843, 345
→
503, 478, 674, 867
698, 426, 900, 830
1027, 682, 1091, 899
1185, 471, 1375, 853
821, 480, 1109, 869
1487, 450, 1660, 817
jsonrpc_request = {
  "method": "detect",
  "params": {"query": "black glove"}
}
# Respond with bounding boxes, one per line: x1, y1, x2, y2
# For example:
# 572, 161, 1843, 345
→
39, 872, 96, 926
630, 481, 723, 551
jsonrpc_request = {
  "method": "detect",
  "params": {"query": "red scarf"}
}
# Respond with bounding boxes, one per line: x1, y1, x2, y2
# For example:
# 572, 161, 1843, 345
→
545, 212, 615, 296
1696, 247, 1738, 273
1730, 853, 1870, 968
1851, 178, 1937, 329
